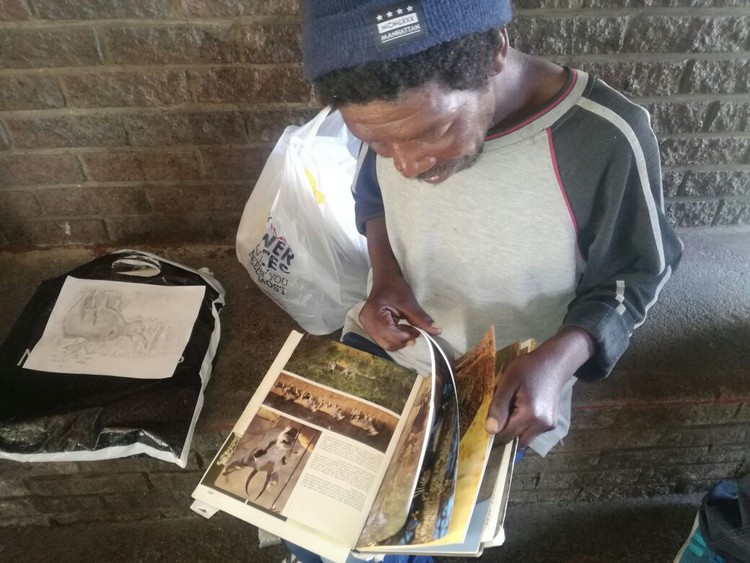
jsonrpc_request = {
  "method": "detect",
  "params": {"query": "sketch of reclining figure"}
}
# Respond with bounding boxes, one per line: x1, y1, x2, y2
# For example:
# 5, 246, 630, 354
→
62, 289, 147, 353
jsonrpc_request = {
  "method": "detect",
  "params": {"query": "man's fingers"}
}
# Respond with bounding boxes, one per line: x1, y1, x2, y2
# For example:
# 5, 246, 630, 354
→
492, 409, 534, 445
517, 429, 538, 449
380, 324, 421, 351
486, 383, 513, 436
493, 415, 522, 445
400, 304, 442, 336
362, 305, 420, 351
500, 408, 558, 448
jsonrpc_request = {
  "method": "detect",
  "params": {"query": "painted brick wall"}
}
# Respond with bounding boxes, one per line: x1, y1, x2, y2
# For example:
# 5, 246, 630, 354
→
0, 1, 748, 246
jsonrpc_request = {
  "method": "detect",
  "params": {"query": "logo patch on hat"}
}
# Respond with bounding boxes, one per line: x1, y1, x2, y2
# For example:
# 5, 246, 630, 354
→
369, 1, 427, 51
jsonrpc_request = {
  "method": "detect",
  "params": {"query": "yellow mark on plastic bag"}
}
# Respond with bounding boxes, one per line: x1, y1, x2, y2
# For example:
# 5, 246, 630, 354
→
305, 168, 325, 205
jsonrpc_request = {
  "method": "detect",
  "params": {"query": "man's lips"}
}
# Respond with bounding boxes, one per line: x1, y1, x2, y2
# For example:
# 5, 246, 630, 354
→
415, 149, 483, 184
417, 162, 458, 184
421, 172, 448, 184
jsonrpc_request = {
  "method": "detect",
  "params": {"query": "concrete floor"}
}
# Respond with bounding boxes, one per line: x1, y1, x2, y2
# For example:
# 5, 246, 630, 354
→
0, 495, 700, 562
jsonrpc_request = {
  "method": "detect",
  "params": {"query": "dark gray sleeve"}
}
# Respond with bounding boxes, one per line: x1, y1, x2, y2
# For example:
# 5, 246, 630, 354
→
352, 145, 385, 236
552, 81, 683, 382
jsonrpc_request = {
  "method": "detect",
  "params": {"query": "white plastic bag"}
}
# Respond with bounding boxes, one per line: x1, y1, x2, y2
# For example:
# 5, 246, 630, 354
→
236, 108, 369, 335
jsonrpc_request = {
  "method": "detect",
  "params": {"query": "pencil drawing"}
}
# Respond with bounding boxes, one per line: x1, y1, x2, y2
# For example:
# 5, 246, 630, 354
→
62, 289, 148, 355
24, 277, 206, 379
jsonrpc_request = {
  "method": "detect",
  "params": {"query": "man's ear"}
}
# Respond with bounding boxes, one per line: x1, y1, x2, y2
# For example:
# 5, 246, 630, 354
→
489, 28, 509, 77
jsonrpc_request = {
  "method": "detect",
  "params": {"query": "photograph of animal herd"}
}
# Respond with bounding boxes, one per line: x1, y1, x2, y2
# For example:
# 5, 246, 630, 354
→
265, 372, 397, 453
284, 336, 417, 412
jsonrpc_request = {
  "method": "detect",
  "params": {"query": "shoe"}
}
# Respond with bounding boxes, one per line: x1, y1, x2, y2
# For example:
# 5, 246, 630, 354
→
674, 514, 725, 563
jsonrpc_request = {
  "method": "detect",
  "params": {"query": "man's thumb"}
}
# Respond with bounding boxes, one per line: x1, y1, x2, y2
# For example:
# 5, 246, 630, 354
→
486, 390, 511, 435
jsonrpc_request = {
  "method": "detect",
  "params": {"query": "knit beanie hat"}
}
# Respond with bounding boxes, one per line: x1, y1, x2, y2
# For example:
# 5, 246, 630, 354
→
303, 0, 513, 82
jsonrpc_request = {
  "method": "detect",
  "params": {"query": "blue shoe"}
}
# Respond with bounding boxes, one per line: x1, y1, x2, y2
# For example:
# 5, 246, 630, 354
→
674, 515, 725, 563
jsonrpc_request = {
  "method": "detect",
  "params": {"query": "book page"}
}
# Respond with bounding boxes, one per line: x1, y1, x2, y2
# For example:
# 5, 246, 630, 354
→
357, 375, 433, 546
480, 339, 534, 545
285, 431, 386, 544
480, 438, 517, 545
361, 331, 460, 550
362, 328, 497, 554
192, 331, 422, 554
427, 327, 497, 547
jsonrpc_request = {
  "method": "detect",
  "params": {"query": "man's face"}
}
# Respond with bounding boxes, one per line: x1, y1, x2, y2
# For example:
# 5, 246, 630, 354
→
339, 82, 495, 185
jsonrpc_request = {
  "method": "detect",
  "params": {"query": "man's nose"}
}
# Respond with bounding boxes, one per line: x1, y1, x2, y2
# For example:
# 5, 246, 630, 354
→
392, 144, 435, 178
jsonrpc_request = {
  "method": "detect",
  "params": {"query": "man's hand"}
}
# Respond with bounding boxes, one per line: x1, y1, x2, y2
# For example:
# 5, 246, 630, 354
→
486, 326, 595, 447
360, 276, 441, 351
361, 215, 441, 351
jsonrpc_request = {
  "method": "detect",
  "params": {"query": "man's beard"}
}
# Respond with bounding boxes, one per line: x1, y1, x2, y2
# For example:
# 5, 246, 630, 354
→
416, 145, 484, 183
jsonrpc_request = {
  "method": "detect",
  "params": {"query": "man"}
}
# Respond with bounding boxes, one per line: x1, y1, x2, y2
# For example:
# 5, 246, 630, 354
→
293, 1, 682, 560
303, 0, 681, 457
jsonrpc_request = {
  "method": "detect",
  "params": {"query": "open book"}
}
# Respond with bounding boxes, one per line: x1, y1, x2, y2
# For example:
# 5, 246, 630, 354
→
191, 328, 532, 561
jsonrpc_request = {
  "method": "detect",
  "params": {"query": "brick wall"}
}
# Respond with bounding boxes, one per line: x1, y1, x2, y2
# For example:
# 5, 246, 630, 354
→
512, 400, 750, 504
0, 432, 228, 527
0, 1, 748, 247
511, 0, 750, 229
0, 0, 316, 247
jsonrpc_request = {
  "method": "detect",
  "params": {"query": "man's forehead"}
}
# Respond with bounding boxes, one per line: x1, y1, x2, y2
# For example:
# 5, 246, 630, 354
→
339, 84, 461, 134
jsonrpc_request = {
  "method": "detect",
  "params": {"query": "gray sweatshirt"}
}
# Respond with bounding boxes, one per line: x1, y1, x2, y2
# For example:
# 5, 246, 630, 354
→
344, 69, 683, 455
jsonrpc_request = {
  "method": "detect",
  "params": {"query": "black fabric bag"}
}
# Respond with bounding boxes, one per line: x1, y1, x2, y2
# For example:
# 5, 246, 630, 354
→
0, 250, 225, 466
699, 473, 750, 562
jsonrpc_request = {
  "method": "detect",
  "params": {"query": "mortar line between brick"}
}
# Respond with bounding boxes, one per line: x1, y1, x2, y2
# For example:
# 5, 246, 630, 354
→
1, 52, 746, 78
7, 153, 745, 172
660, 131, 750, 140
3, 9, 748, 29
101, 216, 115, 242
573, 396, 750, 410
55, 74, 72, 108
0, 192, 623, 210
712, 200, 727, 227
670, 195, 749, 204
1, 144, 273, 155
170, 0, 186, 18
0, 15, 302, 30
75, 153, 91, 181
513, 7, 750, 17
91, 27, 105, 64
0, 62, 308, 76
93, 25, 111, 65
11, 211, 241, 225
0, 101, 315, 118
1, 98, 744, 121
664, 164, 750, 172
2, 178, 259, 191
539, 52, 750, 64
195, 148, 207, 177
0, 117, 15, 149
633, 93, 750, 103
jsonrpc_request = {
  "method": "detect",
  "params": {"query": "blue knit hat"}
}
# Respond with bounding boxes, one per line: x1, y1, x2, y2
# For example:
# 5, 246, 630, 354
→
303, 0, 513, 82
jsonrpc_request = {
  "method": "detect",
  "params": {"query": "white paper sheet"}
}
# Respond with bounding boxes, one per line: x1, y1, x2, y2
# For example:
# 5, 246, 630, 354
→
24, 276, 205, 379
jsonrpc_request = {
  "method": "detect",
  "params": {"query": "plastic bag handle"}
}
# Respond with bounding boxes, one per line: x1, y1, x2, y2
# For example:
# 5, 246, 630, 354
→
288, 107, 347, 204
294, 106, 335, 144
